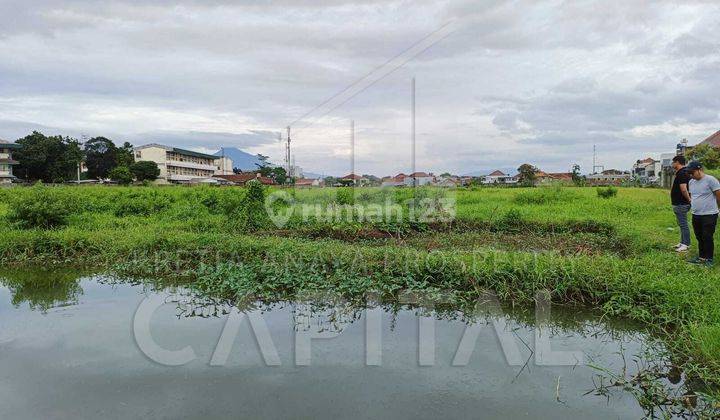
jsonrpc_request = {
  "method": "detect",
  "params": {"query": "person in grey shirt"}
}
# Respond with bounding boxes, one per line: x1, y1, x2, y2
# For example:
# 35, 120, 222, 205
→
686, 160, 720, 266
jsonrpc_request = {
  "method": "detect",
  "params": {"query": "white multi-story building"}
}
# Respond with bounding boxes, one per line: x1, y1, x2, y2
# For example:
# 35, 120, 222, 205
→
134, 144, 233, 183
0, 140, 20, 184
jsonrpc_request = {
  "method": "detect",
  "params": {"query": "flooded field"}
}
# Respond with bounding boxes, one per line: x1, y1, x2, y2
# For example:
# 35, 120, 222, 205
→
0, 270, 674, 419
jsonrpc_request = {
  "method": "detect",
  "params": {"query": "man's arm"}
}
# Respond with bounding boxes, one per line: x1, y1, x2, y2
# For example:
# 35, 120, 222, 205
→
680, 183, 691, 204
715, 189, 720, 208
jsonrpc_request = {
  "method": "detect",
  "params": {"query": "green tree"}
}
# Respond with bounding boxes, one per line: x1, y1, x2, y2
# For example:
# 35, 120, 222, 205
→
571, 164, 586, 186
517, 163, 538, 187
687, 144, 720, 169
108, 166, 133, 185
130, 161, 160, 181
84, 137, 118, 179
233, 180, 271, 232
13, 131, 83, 182
116, 141, 135, 168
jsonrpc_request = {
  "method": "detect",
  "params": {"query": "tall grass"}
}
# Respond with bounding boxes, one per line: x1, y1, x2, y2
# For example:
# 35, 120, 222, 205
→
0, 184, 719, 395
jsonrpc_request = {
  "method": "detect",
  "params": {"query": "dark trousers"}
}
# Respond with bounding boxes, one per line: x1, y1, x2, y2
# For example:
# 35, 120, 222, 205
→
692, 214, 719, 260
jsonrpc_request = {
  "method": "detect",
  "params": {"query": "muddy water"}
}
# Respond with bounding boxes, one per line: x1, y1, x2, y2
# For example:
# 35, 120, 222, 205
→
0, 270, 653, 419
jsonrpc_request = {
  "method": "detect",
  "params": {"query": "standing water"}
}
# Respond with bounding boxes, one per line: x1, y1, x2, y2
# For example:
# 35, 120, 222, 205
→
0, 269, 663, 419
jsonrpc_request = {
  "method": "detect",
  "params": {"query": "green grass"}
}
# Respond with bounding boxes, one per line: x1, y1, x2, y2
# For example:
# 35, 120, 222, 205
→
0, 184, 719, 399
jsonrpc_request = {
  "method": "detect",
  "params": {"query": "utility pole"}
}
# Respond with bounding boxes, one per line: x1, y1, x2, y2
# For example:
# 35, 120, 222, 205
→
286, 126, 291, 178
411, 77, 416, 187
350, 120, 355, 180
78, 133, 88, 183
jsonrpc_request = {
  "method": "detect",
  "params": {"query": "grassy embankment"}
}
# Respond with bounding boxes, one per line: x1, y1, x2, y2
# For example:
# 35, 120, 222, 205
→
0, 184, 719, 395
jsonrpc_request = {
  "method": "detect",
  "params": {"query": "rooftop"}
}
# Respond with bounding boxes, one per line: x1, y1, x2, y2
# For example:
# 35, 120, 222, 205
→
135, 143, 218, 160
700, 129, 720, 148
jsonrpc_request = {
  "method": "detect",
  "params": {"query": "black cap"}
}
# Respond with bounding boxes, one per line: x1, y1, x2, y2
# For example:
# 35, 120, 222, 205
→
686, 160, 703, 171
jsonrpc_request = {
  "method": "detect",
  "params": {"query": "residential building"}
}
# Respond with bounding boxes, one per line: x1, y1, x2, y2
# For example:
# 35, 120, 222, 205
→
435, 177, 459, 187
295, 178, 324, 188
0, 140, 20, 184
547, 172, 575, 185
134, 144, 234, 183
482, 170, 518, 185
698, 129, 720, 148
587, 169, 631, 186
632, 157, 662, 184
340, 173, 369, 186
381, 173, 407, 187
406, 172, 434, 186
534, 171, 555, 185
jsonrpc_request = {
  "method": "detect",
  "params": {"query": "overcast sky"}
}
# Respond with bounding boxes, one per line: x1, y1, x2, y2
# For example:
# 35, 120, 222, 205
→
0, 0, 718, 176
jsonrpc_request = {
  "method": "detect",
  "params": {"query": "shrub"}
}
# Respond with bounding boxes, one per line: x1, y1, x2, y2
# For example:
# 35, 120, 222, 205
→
108, 166, 133, 185
7, 184, 75, 228
130, 161, 160, 181
113, 190, 174, 216
514, 186, 574, 205
495, 208, 526, 232
229, 180, 271, 232
336, 187, 355, 206
597, 186, 618, 199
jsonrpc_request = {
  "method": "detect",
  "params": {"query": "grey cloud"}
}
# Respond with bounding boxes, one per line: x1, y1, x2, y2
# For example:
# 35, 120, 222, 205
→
1, 0, 719, 174
132, 130, 279, 150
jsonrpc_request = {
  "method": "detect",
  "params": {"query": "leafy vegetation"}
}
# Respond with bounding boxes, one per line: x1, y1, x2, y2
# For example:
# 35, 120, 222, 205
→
6, 184, 77, 228
0, 184, 719, 405
596, 186, 618, 199
108, 166, 133, 185
130, 160, 160, 181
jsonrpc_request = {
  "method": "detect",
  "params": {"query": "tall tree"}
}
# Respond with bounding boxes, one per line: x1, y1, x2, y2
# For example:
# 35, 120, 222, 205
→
571, 164, 585, 186
517, 163, 538, 187
687, 144, 720, 170
130, 161, 160, 181
13, 131, 83, 182
116, 141, 135, 168
84, 137, 118, 179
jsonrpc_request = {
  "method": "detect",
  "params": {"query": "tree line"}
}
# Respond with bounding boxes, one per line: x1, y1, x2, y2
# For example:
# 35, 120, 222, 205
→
12, 131, 159, 184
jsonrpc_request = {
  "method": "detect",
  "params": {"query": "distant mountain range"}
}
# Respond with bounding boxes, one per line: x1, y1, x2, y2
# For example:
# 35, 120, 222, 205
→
214, 147, 269, 172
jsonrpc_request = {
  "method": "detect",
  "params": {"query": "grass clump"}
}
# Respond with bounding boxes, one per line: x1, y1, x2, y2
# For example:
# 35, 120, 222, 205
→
597, 186, 618, 199
229, 180, 272, 232
6, 184, 76, 229
514, 186, 576, 205
113, 190, 174, 217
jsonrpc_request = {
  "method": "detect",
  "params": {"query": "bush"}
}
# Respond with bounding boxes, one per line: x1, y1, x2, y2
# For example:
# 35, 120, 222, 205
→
7, 184, 75, 228
336, 188, 355, 206
229, 180, 271, 232
130, 161, 161, 181
514, 186, 575, 205
597, 186, 618, 199
495, 208, 526, 232
113, 190, 174, 216
108, 166, 133, 185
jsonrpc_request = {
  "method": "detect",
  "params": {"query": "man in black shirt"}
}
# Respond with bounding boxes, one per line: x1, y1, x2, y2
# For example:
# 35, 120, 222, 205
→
671, 155, 692, 252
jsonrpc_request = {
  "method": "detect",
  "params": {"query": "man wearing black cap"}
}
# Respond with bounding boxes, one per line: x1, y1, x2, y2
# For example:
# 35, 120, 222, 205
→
686, 160, 720, 266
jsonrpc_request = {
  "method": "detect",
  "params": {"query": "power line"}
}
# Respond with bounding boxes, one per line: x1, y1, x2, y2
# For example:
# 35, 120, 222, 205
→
289, 21, 459, 136
286, 20, 457, 130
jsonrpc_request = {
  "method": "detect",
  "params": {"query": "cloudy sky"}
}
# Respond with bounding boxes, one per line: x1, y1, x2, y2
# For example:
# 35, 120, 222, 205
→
0, 0, 718, 176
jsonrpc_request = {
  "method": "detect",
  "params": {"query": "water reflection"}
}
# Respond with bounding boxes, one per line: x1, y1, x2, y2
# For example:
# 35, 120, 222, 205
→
0, 268, 83, 312
0, 268, 715, 418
